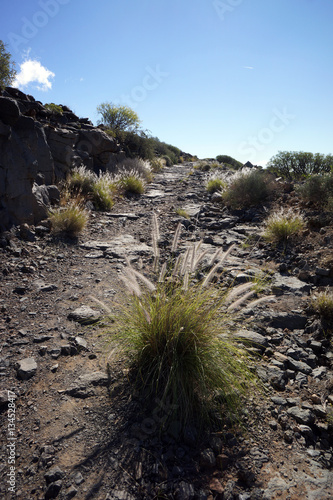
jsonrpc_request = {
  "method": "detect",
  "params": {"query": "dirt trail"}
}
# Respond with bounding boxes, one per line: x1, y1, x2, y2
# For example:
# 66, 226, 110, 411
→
0, 164, 332, 499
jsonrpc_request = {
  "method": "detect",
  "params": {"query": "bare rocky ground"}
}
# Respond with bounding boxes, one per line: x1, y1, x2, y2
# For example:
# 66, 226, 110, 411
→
1, 164, 333, 500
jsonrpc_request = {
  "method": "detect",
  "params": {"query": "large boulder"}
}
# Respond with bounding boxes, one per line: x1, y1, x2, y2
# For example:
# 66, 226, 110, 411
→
0, 97, 20, 126
45, 126, 78, 179
0, 90, 123, 231
77, 128, 120, 169
0, 115, 55, 228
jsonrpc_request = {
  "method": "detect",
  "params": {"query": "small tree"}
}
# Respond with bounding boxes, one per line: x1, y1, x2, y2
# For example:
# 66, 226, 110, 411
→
0, 40, 16, 90
267, 151, 333, 179
97, 102, 141, 132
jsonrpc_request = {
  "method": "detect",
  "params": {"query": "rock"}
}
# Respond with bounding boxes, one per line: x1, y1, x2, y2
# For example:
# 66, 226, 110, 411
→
66, 371, 108, 398
64, 485, 78, 499
287, 357, 312, 375
45, 480, 62, 499
111, 490, 136, 500
298, 425, 314, 438
271, 274, 312, 296
267, 365, 287, 390
209, 435, 223, 455
209, 478, 224, 495
73, 472, 84, 485
45, 466, 65, 484
75, 337, 88, 350
311, 366, 327, 380
211, 191, 223, 202
82, 235, 151, 259
234, 329, 268, 352
175, 481, 195, 500
200, 448, 216, 469
313, 405, 327, 418
68, 306, 101, 324
19, 223, 35, 241
315, 267, 330, 277
284, 430, 294, 443
295, 371, 308, 387
0, 97, 20, 125
16, 357, 37, 380
0, 389, 9, 408
264, 311, 307, 330
270, 396, 288, 407
216, 453, 231, 470
287, 407, 315, 425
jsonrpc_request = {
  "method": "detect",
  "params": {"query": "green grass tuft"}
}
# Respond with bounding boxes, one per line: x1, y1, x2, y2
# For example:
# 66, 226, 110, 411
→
206, 178, 226, 193
175, 208, 190, 219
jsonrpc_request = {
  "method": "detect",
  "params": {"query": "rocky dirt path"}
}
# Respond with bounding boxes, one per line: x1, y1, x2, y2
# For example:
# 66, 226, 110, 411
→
0, 164, 333, 500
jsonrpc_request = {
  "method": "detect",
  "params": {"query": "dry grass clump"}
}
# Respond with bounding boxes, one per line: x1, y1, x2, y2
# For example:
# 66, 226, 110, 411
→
116, 157, 153, 182
263, 207, 304, 244
110, 217, 272, 431
310, 289, 333, 323
67, 166, 116, 210
49, 199, 88, 237
221, 169, 275, 208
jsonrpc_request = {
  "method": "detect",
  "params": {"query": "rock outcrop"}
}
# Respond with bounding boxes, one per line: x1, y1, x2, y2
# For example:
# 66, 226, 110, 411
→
0, 87, 120, 231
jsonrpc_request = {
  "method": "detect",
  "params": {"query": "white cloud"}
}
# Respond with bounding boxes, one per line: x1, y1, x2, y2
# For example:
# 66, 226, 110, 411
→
13, 59, 55, 91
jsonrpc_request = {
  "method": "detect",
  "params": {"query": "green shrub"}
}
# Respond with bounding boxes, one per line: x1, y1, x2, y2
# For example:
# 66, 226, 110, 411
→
49, 201, 88, 237
45, 103, 63, 115
216, 155, 242, 169
222, 169, 274, 208
298, 172, 333, 207
110, 220, 272, 431
194, 162, 211, 171
263, 207, 304, 244
162, 155, 173, 166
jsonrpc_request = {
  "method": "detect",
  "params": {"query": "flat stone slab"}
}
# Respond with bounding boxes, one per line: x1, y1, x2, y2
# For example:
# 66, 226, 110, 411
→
81, 235, 151, 258
105, 213, 139, 220
144, 189, 168, 198
272, 274, 312, 296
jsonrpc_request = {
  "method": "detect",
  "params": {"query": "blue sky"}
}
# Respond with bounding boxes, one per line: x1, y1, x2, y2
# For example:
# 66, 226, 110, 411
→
1, 0, 332, 165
